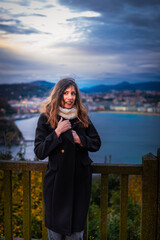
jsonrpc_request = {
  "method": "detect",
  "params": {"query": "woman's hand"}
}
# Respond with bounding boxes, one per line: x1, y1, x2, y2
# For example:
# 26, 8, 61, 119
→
55, 117, 71, 137
72, 130, 82, 146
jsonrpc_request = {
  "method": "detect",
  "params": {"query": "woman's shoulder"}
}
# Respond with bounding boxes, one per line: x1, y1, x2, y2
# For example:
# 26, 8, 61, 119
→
38, 112, 48, 123
86, 116, 92, 126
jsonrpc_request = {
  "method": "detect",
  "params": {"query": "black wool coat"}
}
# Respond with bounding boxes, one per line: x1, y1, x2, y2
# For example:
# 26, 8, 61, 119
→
34, 113, 101, 235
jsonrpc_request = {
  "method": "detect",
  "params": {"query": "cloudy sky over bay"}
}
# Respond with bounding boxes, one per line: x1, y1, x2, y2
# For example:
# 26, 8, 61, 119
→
0, 0, 160, 86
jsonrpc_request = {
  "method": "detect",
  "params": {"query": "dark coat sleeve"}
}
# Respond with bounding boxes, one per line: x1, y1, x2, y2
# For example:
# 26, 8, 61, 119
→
78, 118, 101, 152
34, 113, 62, 160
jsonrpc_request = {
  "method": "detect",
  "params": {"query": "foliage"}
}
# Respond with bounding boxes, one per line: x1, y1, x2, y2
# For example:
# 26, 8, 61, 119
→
0, 97, 16, 117
0, 119, 23, 145
88, 174, 141, 240
14, 145, 27, 161
108, 174, 120, 207
107, 213, 120, 240
88, 203, 100, 240
0, 170, 43, 238
90, 175, 101, 206
0, 144, 30, 161
0, 148, 12, 160
0, 147, 42, 238
128, 175, 142, 206
127, 199, 141, 240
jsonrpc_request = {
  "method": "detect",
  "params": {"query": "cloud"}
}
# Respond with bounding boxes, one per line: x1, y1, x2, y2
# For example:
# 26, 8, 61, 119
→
123, 11, 160, 28
0, 0, 48, 7
0, 0, 159, 85
0, 6, 47, 19
58, 0, 160, 12
59, 15, 160, 55
58, 0, 160, 31
0, 17, 45, 35
0, 14, 49, 35
0, 46, 159, 85
34, 4, 55, 10
13, 13, 47, 18
124, 0, 160, 8
42, 4, 55, 9
0, 47, 40, 71
0, 47, 59, 71
0, 47, 67, 83
91, 72, 160, 84
51, 0, 160, 83
57, 0, 124, 14
0, 18, 21, 24
58, 0, 160, 59
0, 7, 11, 16
0, 5, 49, 36
0, 23, 41, 34
0, 0, 31, 7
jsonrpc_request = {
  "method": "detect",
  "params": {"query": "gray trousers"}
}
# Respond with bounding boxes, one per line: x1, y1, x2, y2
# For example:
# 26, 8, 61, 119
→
48, 229, 84, 240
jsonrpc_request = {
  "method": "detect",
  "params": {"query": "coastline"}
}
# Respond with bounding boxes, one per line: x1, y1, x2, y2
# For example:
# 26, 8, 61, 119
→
10, 110, 160, 122
90, 110, 160, 116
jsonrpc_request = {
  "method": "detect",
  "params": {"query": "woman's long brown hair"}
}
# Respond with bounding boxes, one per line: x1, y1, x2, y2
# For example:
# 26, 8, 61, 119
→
40, 78, 89, 128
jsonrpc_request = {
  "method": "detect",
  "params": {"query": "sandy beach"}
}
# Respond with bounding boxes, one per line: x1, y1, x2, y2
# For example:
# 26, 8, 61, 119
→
92, 110, 160, 116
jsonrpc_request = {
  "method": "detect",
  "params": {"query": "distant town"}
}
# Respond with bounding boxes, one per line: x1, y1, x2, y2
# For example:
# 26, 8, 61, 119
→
8, 89, 160, 118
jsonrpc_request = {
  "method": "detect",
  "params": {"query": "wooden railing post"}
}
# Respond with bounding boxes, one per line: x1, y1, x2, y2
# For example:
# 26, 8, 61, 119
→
4, 170, 12, 240
42, 170, 48, 240
100, 174, 108, 240
23, 170, 31, 240
157, 148, 160, 240
141, 153, 158, 240
120, 174, 128, 240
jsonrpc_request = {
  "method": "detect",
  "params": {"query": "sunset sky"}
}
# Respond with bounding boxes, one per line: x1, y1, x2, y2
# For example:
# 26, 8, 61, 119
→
0, 0, 160, 87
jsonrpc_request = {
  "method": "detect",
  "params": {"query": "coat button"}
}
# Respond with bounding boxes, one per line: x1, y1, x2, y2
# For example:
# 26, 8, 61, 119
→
61, 149, 64, 153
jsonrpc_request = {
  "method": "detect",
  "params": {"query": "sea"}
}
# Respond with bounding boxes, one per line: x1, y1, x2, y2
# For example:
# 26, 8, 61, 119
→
4, 112, 160, 164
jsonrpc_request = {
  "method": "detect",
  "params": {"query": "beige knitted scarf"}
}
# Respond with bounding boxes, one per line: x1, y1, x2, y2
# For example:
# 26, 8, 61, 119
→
58, 106, 77, 120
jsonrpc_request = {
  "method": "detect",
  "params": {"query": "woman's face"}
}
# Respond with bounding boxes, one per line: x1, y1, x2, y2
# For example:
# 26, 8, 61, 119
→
61, 85, 76, 109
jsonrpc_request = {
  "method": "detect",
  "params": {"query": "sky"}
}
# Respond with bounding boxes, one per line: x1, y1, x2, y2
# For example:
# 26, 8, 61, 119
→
0, 0, 160, 87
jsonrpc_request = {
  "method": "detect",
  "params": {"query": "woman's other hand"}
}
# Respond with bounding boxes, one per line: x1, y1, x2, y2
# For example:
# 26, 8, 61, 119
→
72, 130, 82, 146
55, 117, 71, 137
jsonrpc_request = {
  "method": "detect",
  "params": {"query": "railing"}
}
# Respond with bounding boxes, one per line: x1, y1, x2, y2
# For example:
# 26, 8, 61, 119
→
0, 148, 160, 240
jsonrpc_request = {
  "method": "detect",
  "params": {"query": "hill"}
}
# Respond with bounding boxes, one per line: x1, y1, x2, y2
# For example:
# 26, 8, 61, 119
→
81, 81, 160, 93
30, 80, 55, 87
0, 80, 160, 100
0, 81, 55, 100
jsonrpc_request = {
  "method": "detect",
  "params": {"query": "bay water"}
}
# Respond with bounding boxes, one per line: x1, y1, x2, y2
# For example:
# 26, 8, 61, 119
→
12, 112, 160, 164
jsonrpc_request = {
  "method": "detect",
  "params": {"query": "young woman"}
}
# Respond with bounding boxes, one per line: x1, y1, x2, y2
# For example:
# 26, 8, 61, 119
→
34, 78, 101, 240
